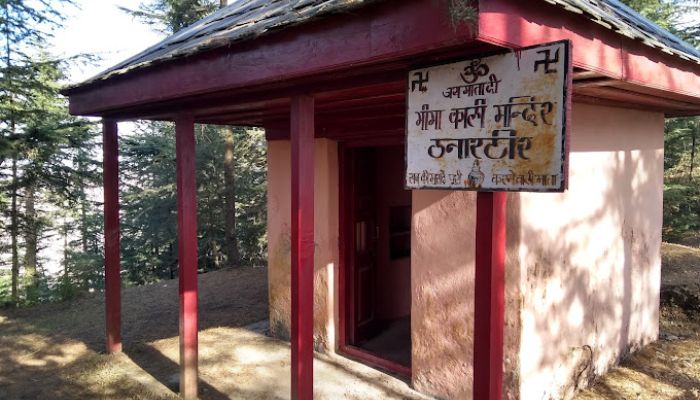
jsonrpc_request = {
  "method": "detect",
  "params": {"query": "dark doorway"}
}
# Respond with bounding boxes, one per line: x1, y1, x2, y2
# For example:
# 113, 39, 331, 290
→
340, 144, 412, 375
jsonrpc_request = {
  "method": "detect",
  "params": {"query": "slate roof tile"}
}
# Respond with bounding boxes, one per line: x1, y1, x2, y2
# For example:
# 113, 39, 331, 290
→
67, 0, 699, 90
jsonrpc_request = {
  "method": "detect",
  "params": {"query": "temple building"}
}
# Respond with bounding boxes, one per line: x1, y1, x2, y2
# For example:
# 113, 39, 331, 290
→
62, 0, 700, 399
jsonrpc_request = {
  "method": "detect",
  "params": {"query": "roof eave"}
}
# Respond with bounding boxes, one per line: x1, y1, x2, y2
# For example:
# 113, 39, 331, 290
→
63, 0, 478, 117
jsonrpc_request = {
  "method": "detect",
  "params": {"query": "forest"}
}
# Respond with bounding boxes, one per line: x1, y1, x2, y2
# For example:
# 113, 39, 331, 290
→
0, 0, 698, 306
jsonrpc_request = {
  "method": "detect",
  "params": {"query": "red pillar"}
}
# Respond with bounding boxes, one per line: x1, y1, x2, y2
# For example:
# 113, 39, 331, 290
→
290, 95, 315, 400
103, 119, 121, 354
473, 191, 507, 400
175, 116, 199, 400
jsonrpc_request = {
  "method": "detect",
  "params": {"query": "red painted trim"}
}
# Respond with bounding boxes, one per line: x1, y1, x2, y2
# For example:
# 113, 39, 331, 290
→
341, 146, 359, 346
66, 0, 700, 120
473, 192, 507, 400
65, 0, 474, 116
337, 142, 411, 378
564, 41, 573, 192
339, 345, 412, 377
102, 119, 121, 354
478, 0, 700, 103
290, 95, 315, 400
337, 144, 349, 353
576, 85, 700, 111
175, 116, 199, 400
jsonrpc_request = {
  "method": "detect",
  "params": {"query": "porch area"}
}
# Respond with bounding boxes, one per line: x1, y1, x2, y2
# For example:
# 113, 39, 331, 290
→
0, 266, 430, 400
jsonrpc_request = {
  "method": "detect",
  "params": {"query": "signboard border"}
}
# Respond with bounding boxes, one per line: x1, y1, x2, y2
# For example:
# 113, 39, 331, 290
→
404, 39, 572, 193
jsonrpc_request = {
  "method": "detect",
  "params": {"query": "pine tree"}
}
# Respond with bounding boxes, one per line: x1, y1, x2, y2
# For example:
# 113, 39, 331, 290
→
118, 0, 269, 280
0, 0, 102, 304
0, 0, 74, 303
120, 0, 219, 34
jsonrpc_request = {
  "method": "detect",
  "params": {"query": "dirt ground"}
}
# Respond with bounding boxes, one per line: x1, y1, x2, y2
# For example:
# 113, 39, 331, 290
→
574, 243, 700, 400
1, 244, 699, 399
0, 267, 429, 400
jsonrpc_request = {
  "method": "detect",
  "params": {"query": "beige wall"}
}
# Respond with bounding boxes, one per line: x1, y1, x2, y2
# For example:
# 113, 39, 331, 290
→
267, 139, 339, 352
516, 103, 664, 399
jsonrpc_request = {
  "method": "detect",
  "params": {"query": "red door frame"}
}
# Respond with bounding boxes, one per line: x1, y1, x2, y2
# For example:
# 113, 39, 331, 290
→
337, 139, 412, 378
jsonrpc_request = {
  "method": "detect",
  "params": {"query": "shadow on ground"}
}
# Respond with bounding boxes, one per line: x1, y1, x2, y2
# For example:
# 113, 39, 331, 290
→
575, 243, 700, 400
0, 267, 267, 400
0, 266, 429, 400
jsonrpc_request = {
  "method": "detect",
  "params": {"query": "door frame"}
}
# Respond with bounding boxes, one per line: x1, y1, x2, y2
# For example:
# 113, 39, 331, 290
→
337, 139, 412, 377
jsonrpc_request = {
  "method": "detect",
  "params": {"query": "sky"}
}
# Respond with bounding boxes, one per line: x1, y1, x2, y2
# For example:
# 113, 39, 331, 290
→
51, 0, 165, 85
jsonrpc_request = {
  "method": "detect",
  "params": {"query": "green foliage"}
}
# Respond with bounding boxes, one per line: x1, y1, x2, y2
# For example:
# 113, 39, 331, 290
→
114, 0, 267, 286
663, 183, 700, 242
0, 273, 11, 307
228, 128, 267, 265
620, 1, 700, 245
120, 122, 178, 284
120, 0, 219, 33
445, 0, 478, 29
0, 0, 102, 306
118, 122, 267, 284
619, 0, 700, 45
620, 0, 677, 30
663, 117, 699, 243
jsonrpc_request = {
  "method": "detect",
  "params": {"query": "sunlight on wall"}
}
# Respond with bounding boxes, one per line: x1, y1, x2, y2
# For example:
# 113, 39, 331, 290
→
267, 139, 339, 350
517, 103, 664, 400
326, 262, 336, 354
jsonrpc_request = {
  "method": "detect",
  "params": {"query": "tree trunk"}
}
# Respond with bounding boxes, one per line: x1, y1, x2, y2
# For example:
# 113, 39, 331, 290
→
78, 160, 89, 252
10, 155, 19, 304
207, 191, 221, 270
63, 214, 69, 279
222, 127, 239, 267
6, 5, 18, 303
23, 182, 38, 300
220, 0, 227, 8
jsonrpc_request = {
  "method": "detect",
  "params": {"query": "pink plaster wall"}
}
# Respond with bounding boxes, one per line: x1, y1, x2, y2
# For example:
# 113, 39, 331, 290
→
410, 190, 522, 399
516, 103, 664, 399
267, 139, 340, 352
265, 103, 663, 400
410, 190, 477, 399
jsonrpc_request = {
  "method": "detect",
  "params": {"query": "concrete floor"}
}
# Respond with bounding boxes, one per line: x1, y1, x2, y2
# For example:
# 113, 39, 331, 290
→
147, 321, 433, 400
357, 317, 412, 367
0, 267, 435, 400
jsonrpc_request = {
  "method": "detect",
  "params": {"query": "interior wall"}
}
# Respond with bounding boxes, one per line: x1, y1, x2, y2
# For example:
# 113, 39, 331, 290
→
516, 103, 664, 399
375, 147, 412, 320
267, 138, 339, 352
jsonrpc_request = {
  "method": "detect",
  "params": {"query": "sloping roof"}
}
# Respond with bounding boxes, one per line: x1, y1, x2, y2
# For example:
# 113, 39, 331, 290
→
67, 0, 377, 89
67, 0, 700, 90
544, 0, 700, 64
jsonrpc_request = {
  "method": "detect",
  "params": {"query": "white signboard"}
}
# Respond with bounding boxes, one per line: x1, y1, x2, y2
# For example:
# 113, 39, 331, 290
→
406, 40, 571, 192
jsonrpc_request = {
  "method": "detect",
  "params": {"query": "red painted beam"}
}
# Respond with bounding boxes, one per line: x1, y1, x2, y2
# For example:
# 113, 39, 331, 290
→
290, 95, 315, 400
473, 192, 507, 400
175, 116, 199, 400
478, 0, 700, 102
64, 0, 473, 116
103, 119, 121, 354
